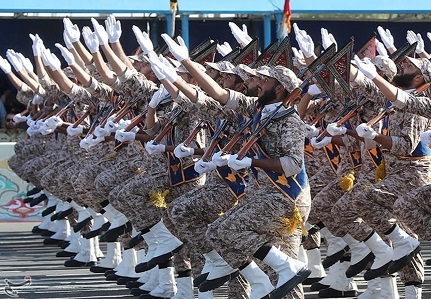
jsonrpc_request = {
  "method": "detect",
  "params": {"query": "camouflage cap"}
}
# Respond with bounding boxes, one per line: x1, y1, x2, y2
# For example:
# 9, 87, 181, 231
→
257, 65, 302, 92
406, 57, 431, 83
129, 52, 148, 63
235, 64, 257, 81
372, 55, 397, 81
177, 62, 206, 73
216, 61, 236, 74
292, 56, 307, 70
205, 62, 220, 71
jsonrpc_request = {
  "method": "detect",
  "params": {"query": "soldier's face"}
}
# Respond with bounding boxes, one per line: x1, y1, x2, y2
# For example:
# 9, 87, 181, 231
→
244, 75, 259, 97
257, 76, 278, 105
179, 72, 193, 84
393, 61, 422, 88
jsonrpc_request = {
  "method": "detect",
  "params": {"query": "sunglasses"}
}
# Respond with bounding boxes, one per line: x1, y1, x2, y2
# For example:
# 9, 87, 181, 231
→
6, 119, 14, 122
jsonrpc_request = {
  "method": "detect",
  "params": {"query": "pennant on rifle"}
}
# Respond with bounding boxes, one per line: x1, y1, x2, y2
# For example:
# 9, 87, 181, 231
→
393, 42, 417, 69
267, 36, 294, 70
356, 35, 376, 59
219, 48, 241, 62
192, 41, 218, 65
282, 0, 292, 36
190, 38, 213, 58
327, 38, 355, 96
305, 43, 337, 100
232, 37, 259, 66
170, 0, 178, 37
252, 40, 279, 67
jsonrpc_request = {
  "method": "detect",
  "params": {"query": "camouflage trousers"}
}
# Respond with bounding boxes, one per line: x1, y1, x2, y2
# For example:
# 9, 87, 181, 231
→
394, 183, 431, 241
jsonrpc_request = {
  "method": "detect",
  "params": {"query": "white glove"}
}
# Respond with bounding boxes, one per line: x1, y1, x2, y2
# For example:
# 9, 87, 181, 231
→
63, 31, 74, 49
13, 113, 27, 123
305, 124, 319, 138
115, 129, 136, 142
0, 56, 12, 74
27, 118, 34, 126
105, 119, 119, 132
148, 85, 168, 108
321, 28, 337, 51
29, 33, 44, 57
145, 140, 166, 155
174, 143, 195, 158
310, 136, 332, 149
293, 25, 314, 58
159, 55, 178, 83
216, 42, 233, 57
377, 26, 395, 52
82, 26, 100, 54
326, 123, 347, 136
292, 47, 304, 60
132, 25, 154, 54
307, 84, 321, 96
161, 33, 189, 62
55, 43, 75, 66
375, 39, 388, 57
93, 125, 111, 138
211, 151, 231, 167
147, 52, 166, 81
91, 18, 109, 46
420, 130, 431, 145
32, 94, 44, 105
354, 55, 378, 80
89, 136, 105, 146
356, 123, 377, 139
118, 119, 131, 130
428, 32, 431, 43
63, 18, 81, 43
79, 137, 92, 149
194, 159, 216, 175
406, 30, 424, 54
41, 49, 61, 72
228, 22, 252, 47
227, 154, 252, 171
105, 15, 122, 43
44, 116, 64, 129
67, 125, 84, 136
17, 53, 34, 74
6, 50, 23, 72
39, 124, 54, 135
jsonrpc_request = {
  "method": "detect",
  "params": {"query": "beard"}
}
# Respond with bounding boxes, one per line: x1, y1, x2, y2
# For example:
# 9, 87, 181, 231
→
257, 88, 277, 105
245, 85, 258, 97
392, 72, 417, 88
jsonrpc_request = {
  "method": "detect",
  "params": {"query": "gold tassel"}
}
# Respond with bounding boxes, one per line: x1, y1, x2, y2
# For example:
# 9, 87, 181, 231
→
149, 189, 170, 208
339, 170, 355, 191
374, 160, 386, 183
135, 167, 141, 174
278, 206, 308, 236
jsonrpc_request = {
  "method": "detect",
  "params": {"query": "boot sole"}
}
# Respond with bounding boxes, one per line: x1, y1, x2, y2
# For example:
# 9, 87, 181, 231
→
388, 245, 421, 274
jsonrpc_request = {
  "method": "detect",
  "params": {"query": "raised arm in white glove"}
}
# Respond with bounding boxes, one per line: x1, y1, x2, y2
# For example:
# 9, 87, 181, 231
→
420, 130, 431, 145
41, 50, 61, 72
82, 26, 100, 54
310, 136, 332, 149
17, 53, 34, 74
293, 24, 314, 58
91, 18, 109, 46
0, 56, 12, 74
375, 39, 388, 57
174, 143, 195, 158
63, 18, 81, 44
29, 33, 44, 57
6, 50, 23, 72
406, 30, 424, 54
13, 113, 27, 123
161, 34, 189, 62
105, 15, 122, 44
194, 159, 216, 175
377, 26, 396, 53
55, 43, 75, 66
321, 28, 337, 51
228, 22, 252, 48
326, 123, 347, 136
305, 124, 319, 138
145, 140, 166, 155
115, 129, 136, 142
132, 25, 154, 55
353, 55, 377, 80
216, 42, 232, 57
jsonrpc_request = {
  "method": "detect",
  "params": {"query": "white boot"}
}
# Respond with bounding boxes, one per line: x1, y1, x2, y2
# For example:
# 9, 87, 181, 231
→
311, 261, 345, 290
201, 251, 215, 274
306, 248, 326, 279
103, 204, 128, 228
50, 219, 70, 240
93, 236, 104, 259
379, 276, 399, 299
136, 231, 158, 282
170, 277, 194, 299
386, 225, 420, 262
148, 266, 177, 298
318, 260, 358, 297
139, 266, 159, 292
150, 220, 183, 258
87, 208, 108, 232
198, 290, 215, 299
96, 242, 122, 269
321, 227, 348, 257
73, 237, 97, 263
64, 230, 82, 253
405, 285, 421, 299
358, 278, 381, 299
115, 248, 137, 277
239, 261, 275, 299
205, 250, 238, 280
342, 234, 373, 277
262, 246, 309, 288
364, 232, 393, 280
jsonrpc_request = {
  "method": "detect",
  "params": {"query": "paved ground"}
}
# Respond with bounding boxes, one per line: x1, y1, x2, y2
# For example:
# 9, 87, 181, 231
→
0, 222, 430, 299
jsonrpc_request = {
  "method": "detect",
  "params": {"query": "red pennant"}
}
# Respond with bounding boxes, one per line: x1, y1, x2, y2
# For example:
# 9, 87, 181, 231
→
356, 35, 376, 60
